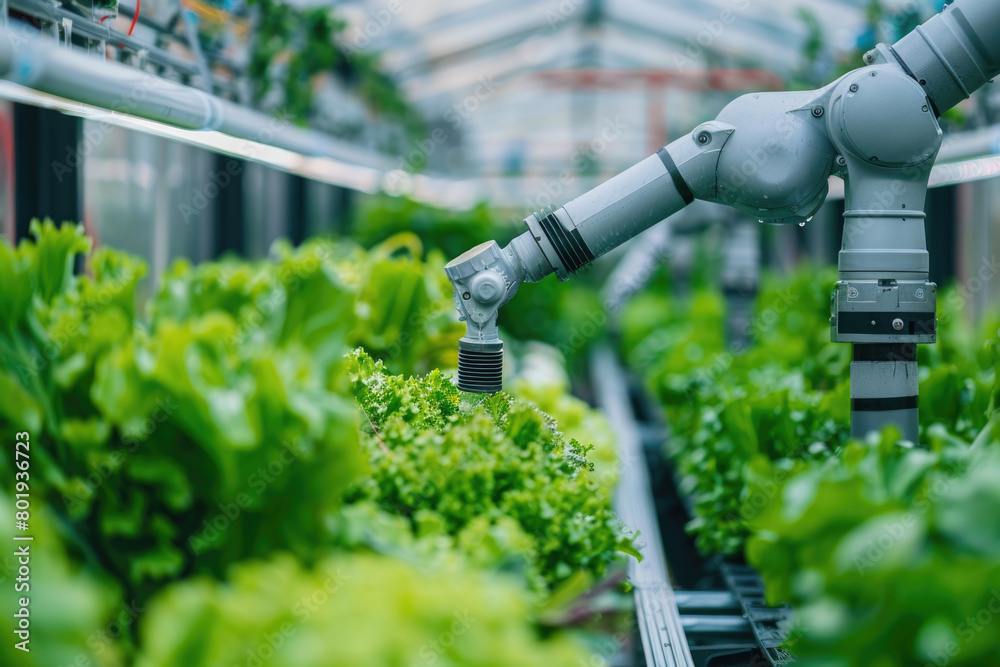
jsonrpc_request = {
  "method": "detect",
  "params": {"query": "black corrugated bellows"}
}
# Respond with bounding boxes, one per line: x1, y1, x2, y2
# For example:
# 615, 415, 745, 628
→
457, 340, 504, 394
537, 212, 594, 274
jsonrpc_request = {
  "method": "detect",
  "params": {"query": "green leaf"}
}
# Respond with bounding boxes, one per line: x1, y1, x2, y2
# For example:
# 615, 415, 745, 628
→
28, 218, 91, 304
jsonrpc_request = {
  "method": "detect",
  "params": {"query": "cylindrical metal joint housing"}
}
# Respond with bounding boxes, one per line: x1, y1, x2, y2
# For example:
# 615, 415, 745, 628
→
838, 216, 930, 279
891, 0, 1000, 115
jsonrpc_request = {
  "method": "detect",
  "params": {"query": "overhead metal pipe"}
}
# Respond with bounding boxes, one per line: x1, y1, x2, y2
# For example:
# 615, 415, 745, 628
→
0, 25, 389, 169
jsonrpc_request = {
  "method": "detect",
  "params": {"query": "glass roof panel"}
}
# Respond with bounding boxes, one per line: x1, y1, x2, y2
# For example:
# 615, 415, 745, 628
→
337, 0, 943, 180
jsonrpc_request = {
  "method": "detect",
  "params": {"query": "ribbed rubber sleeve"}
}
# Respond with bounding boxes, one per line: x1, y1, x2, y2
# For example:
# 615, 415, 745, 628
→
457, 344, 504, 394
537, 212, 595, 274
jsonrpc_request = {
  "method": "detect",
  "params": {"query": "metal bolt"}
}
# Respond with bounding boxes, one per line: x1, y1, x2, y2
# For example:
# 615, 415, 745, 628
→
462, 291, 471, 300
922, 105, 929, 112
850, 83, 859, 93
863, 50, 877, 64
892, 318, 904, 331
697, 132, 711, 145
847, 287, 859, 298
836, 155, 847, 167
916, 288, 924, 299
870, 71, 877, 77
811, 105, 824, 118
476, 283, 498, 300
872, 320, 877, 326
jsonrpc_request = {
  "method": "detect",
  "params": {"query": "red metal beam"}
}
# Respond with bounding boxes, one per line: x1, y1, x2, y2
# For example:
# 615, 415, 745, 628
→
535, 68, 784, 92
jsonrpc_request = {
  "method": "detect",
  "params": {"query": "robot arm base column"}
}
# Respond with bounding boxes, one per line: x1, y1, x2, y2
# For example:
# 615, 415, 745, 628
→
825, 61, 944, 442
850, 344, 920, 444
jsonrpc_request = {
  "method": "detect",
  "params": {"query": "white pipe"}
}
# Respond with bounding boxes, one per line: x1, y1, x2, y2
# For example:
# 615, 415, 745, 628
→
0, 26, 218, 130
0, 25, 390, 169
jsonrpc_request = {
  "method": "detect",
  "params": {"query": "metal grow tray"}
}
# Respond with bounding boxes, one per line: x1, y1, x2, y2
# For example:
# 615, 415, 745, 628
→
590, 345, 794, 667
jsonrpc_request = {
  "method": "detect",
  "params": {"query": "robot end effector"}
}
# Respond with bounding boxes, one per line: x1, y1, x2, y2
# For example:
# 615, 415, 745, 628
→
446, 0, 1000, 395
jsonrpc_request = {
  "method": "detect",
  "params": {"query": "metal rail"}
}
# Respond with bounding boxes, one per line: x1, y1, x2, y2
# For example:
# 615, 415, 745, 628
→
0, 26, 481, 209
591, 344, 696, 667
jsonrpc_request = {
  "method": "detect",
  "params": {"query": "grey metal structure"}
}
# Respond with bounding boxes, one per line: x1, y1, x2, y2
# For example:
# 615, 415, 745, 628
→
0, 25, 384, 166
446, 0, 1000, 443
592, 345, 794, 666
591, 345, 696, 667
0, 22, 483, 209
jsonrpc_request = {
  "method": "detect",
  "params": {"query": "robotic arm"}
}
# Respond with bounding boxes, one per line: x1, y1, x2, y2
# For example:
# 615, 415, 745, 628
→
446, 0, 1000, 442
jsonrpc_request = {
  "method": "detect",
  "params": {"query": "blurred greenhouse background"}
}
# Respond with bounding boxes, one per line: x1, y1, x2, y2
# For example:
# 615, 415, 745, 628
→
3, 0, 1000, 665
10, 0, 995, 316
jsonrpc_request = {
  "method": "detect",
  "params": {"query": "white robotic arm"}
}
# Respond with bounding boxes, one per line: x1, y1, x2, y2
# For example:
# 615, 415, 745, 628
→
447, 0, 1000, 443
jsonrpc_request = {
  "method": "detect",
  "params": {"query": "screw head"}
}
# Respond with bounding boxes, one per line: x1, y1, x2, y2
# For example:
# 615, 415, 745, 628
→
811, 105, 824, 118
850, 83, 859, 93
916, 288, 925, 299
892, 318, 905, 331
836, 155, 847, 167
872, 320, 877, 326
922, 105, 929, 112
462, 291, 471, 300
847, 287, 859, 298
476, 283, 498, 300
697, 132, 711, 145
